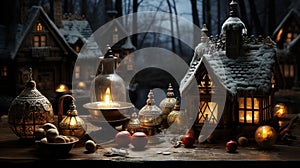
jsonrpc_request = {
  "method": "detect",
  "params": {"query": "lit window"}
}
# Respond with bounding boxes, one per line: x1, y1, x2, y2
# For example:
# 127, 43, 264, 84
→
238, 97, 259, 124
33, 35, 47, 47
37, 23, 43, 31
113, 34, 119, 43
75, 66, 80, 79
0, 66, 7, 77
75, 46, 81, 53
40, 35, 46, 46
283, 64, 294, 78
198, 101, 218, 124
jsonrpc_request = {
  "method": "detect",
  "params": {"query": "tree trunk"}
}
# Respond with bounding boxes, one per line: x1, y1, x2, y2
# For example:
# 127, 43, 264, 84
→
167, 0, 175, 52
249, 0, 263, 35
132, 0, 138, 47
191, 0, 200, 47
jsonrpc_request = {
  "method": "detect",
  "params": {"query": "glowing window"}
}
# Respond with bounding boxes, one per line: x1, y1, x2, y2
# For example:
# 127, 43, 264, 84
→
75, 66, 80, 79
198, 101, 218, 124
238, 97, 260, 124
33, 35, 47, 47
37, 23, 43, 31
0, 66, 7, 77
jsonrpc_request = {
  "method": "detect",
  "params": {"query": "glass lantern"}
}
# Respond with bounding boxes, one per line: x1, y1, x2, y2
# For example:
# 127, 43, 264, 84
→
90, 45, 126, 103
138, 90, 163, 136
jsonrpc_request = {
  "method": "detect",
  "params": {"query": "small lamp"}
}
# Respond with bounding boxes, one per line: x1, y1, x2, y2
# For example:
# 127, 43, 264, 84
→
56, 83, 69, 93
58, 94, 86, 139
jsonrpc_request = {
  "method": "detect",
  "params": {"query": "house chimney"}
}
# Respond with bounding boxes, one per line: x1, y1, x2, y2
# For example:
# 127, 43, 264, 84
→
20, 0, 30, 24
51, 0, 62, 28
221, 0, 247, 58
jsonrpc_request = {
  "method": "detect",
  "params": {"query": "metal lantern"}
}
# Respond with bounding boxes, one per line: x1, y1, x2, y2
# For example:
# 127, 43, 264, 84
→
138, 90, 163, 135
159, 83, 177, 129
8, 68, 54, 139
126, 112, 142, 135
58, 94, 86, 139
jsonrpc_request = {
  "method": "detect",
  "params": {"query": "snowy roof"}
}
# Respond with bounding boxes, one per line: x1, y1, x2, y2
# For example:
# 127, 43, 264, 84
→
78, 35, 103, 59
59, 19, 93, 44
11, 6, 76, 59
272, 8, 300, 40
180, 35, 280, 96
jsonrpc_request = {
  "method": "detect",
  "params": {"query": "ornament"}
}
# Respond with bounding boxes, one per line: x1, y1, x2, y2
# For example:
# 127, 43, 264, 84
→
8, 68, 54, 139
254, 125, 277, 149
85, 140, 98, 153
182, 134, 195, 148
167, 98, 188, 134
131, 132, 148, 149
115, 131, 131, 147
159, 83, 176, 129
237, 136, 248, 147
226, 140, 238, 153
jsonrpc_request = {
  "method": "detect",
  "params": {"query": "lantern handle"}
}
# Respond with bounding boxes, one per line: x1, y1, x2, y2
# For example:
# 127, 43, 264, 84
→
57, 94, 76, 126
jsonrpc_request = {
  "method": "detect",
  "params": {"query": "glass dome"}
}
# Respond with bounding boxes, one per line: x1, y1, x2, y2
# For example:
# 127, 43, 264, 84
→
90, 46, 126, 103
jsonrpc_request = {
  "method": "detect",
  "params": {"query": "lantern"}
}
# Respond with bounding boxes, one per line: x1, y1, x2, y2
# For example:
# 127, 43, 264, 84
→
8, 68, 54, 140
138, 90, 163, 136
58, 94, 86, 139
90, 45, 126, 103
254, 125, 277, 149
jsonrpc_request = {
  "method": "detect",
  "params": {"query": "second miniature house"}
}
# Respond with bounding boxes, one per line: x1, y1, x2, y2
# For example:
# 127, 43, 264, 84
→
180, 0, 284, 138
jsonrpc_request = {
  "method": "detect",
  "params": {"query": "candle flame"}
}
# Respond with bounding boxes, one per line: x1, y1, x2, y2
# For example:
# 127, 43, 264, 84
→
105, 88, 112, 104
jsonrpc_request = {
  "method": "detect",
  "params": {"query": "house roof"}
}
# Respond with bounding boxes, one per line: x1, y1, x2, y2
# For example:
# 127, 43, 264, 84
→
272, 8, 300, 40
0, 25, 9, 58
11, 6, 77, 59
59, 19, 93, 45
180, 35, 282, 96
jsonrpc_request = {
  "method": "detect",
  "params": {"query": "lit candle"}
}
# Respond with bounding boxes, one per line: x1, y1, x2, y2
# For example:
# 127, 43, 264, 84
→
96, 88, 120, 109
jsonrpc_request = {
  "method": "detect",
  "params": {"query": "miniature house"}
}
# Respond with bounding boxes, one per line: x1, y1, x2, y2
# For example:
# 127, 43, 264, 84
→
180, 0, 284, 138
272, 9, 300, 89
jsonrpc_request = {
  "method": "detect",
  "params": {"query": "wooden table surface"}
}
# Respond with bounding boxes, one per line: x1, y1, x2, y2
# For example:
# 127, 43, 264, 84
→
1, 114, 300, 168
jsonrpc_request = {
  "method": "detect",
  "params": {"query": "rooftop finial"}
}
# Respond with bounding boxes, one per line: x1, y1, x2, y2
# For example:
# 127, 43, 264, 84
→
201, 24, 209, 43
229, 0, 238, 17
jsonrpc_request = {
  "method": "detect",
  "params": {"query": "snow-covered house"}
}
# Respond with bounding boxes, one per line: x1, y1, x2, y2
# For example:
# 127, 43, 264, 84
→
272, 9, 300, 89
180, 0, 284, 138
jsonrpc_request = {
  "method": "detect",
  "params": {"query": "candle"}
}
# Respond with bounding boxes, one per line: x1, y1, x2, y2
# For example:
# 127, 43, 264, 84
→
96, 88, 120, 109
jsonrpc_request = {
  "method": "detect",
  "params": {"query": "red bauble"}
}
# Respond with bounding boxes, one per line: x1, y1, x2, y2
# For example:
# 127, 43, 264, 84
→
115, 131, 131, 147
226, 140, 238, 153
131, 132, 148, 149
182, 134, 195, 148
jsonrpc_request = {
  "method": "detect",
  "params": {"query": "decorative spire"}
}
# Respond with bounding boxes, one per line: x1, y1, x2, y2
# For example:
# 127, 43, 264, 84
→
229, 0, 238, 17
201, 24, 209, 43
146, 90, 156, 105
166, 83, 175, 98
